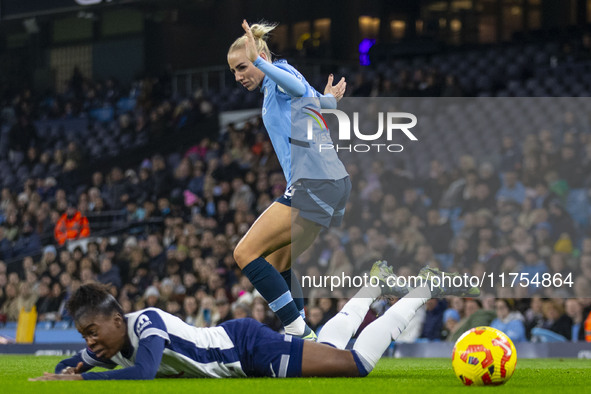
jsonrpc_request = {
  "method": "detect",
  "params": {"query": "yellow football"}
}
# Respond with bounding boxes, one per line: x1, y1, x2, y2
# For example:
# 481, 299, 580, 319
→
452, 326, 517, 386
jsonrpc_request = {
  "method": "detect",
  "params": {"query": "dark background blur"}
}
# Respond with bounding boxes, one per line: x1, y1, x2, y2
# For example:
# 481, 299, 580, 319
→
0, 0, 589, 94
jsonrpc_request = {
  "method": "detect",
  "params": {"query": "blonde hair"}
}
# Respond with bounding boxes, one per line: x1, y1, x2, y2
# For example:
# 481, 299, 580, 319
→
228, 21, 278, 61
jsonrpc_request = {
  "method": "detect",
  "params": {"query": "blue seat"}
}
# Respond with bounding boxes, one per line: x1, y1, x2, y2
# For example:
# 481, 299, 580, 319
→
531, 327, 567, 343
90, 107, 115, 123
4, 321, 17, 329
116, 97, 136, 112
35, 328, 85, 344
0, 328, 16, 339
53, 320, 71, 329
36, 321, 53, 330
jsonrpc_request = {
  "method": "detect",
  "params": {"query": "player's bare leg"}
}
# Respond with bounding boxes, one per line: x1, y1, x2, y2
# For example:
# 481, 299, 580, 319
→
301, 342, 360, 377
233, 202, 318, 339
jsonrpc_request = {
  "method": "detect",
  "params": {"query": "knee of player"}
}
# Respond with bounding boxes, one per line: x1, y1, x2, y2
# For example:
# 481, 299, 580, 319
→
233, 243, 252, 268
232, 247, 244, 267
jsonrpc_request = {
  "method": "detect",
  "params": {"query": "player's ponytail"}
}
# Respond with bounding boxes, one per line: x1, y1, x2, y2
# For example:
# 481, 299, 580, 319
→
249, 22, 277, 41
228, 21, 278, 61
67, 282, 124, 322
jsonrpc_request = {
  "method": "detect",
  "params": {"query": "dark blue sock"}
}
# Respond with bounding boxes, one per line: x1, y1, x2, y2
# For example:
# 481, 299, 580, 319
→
242, 257, 300, 326
350, 350, 371, 377
281, 268, 305, 318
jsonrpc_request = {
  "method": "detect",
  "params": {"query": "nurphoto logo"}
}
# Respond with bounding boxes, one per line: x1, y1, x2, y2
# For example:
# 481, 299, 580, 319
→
303, 107, 418, 153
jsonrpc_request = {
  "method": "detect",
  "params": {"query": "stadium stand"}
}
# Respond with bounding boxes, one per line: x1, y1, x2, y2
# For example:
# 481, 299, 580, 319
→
0, 29, 590, 346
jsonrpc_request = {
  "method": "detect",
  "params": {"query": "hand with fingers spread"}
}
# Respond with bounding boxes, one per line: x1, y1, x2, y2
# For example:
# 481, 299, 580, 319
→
324, 74, 347, 101
241, 19, 259, 62
29, 371, 83, 381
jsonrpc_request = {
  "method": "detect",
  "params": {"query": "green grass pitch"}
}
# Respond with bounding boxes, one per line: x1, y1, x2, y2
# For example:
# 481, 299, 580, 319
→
1, 355, 589, 394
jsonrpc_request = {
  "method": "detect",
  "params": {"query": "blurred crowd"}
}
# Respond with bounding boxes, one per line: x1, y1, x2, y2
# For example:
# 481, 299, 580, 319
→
1, 40, 591, 344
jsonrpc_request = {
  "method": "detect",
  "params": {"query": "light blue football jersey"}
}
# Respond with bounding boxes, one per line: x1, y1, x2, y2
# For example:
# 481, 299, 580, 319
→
260, 60, 348, 186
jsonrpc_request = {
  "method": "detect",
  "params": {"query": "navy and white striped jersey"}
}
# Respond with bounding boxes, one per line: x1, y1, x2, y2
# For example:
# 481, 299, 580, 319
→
87, 308, 245, 378
57, 308, 304, 379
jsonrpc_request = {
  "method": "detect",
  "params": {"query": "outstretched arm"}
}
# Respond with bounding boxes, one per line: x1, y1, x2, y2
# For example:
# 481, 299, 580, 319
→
253, 58, 306, 97
242, 20, 306, 97
31, 336, 166, 381
82, 336, 165, 380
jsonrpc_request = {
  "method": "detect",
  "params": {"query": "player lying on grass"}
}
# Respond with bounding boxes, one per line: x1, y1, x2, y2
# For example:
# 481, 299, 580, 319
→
30, 264, 478, 380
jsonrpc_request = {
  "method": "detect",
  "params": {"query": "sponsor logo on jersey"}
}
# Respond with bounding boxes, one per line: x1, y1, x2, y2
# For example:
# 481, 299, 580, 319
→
136, 314, 152, 334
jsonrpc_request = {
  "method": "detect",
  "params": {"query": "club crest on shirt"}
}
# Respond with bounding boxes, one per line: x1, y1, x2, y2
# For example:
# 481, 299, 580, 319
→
136, 314, 152, 334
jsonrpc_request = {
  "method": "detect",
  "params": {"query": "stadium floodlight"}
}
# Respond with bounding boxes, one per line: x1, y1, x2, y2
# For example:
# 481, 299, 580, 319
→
75, 0, 113, 6
23, 18, 39, 34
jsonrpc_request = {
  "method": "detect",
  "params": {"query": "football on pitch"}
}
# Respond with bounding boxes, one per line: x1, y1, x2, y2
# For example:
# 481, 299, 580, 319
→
451, 326, 517, 386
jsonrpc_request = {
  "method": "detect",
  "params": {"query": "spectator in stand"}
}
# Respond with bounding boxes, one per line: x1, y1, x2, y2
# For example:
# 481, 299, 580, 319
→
12, 218, 41, 259
585, 308, 591, 342
97, 256, 122, 290
478, 162, 501, 196
8, 115, 38, 153
35, 282, 61, 321
103, 167, 129, 210
151, 155, 171, 199
539, 299, 573, 340
316, 297, 337, 324
442, 308, 461, 340
558, 145, 584, 188
581, 255, 591, 284
499, 136, 522, 172
422, 209, 453, 254
511, 226, 534, 258
1, 283, 19, 321
490, 298, 527, 342
183, 295, 199, 326
194, 296, 217, 327
216, 298, 233, 325
0, 228, 12, 261
0, 260, 7, 282
531, 182, 555, 209
249, 299, 268, 325
448, 298, 496, 342
463, 182, 495, 214
420, 298, 447, 341
3, 211, 20, 243
565, 298, 586, 341
231, 302, 251, 319
307, 306, 325, 332
54, 202, 90, 246
440, 74, 463, 97
548, 200, 577, 243
50, 282, 66, 318
520, 250, 548, 294
143, 285, 165, 310
323, 231, 353, 279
